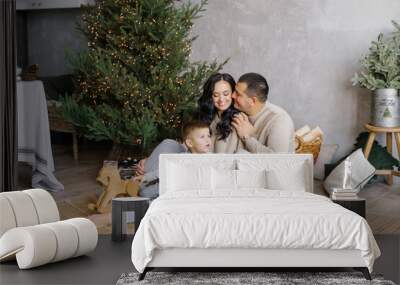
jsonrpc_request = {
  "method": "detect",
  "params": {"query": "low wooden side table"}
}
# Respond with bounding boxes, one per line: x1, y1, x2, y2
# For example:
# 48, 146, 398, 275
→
332, 197, 366, 218
363, 123, 400, 185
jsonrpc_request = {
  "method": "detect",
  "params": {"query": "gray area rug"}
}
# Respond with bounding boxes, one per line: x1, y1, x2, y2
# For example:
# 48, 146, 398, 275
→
116, 272, 396, 285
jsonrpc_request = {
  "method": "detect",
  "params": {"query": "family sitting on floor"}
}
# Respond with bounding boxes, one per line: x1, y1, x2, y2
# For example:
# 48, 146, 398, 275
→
135, 72, 295, 198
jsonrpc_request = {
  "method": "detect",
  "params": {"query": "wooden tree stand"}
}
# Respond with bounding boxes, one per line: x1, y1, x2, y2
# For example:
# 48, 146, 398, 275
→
363, 123, 400, 185
107, 143, 144, 161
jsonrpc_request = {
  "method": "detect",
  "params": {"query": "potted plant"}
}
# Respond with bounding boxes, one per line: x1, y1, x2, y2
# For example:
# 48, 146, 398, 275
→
352, 20, 400, 127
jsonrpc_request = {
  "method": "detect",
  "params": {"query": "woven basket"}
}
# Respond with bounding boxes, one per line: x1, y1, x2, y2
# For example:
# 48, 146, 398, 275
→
295, 135, 322, 162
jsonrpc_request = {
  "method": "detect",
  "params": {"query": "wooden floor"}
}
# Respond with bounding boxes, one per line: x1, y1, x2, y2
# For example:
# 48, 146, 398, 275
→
359, 182, 400, 234
17, 142, 114, 234
314, 179, 400, 234
17, 141, 400, 234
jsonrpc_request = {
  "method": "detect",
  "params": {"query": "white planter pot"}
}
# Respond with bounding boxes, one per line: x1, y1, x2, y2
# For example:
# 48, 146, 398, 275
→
372, 88, 400, 127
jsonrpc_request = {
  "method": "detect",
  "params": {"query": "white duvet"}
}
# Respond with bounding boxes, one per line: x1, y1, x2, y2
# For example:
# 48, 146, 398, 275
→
131, 190, 380, 273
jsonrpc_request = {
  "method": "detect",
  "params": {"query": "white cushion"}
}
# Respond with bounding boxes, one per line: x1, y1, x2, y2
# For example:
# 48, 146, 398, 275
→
0, 191, 39, 227
238, 159, 308, 191
266, 166, 307, 191
23, 189, 59, 223
323, 148, 376, 194
0, 189, 60, 238
0, 225, 57, 269
236, 169, 268, 189
63, 218, 98, 257
212, 169, 237, 191
210, 169, 268, 194
42, 221, 79, 262
159, 154, 313, 194
0, 189, 98, 269
167, 163, 212, 192
0, 218, 97, 269
0, 196, 17, 237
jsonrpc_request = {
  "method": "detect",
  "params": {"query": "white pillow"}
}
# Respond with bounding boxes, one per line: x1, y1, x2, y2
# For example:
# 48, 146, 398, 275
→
323, 148, 375, 194
236, 169, 268, 189
167, 162, 212, 192
238, 159, 308, 191
266, 162, 307, 191
212, 168, 268, 191
212, 168, 237, 191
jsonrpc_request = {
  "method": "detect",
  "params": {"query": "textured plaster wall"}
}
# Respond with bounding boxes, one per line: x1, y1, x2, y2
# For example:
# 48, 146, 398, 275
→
190, 0, 400, 158
25, 9, 86, 77
23, 1, 400, 158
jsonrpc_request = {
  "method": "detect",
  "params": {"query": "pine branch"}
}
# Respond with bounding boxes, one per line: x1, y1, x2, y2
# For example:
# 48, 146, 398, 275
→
64, 0, 225, 151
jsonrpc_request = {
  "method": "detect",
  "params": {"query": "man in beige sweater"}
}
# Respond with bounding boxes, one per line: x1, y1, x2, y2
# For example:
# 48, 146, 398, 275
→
231, 72, 295, 153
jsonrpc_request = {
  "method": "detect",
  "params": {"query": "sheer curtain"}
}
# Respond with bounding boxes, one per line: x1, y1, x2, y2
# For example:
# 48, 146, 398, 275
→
0, 0, 17, 192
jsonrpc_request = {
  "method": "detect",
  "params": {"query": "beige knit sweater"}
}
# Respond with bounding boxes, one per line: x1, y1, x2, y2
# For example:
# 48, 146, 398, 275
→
240, 102, 295, 153
210, 116, 243, 153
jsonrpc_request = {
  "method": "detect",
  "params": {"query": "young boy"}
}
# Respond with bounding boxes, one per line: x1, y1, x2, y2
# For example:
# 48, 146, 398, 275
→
135, 120, 211, 199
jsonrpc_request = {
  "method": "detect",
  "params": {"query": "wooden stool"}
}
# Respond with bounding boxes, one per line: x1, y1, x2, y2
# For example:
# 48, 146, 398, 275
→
363, 124, 400, 185
48, 105, 79, 161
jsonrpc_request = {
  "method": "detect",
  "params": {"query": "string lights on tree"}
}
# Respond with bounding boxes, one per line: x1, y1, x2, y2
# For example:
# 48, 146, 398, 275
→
62, 0, 224, 153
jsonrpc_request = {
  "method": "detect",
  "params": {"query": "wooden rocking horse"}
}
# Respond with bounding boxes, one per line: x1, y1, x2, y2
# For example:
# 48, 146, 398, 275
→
88, 165, 141, 213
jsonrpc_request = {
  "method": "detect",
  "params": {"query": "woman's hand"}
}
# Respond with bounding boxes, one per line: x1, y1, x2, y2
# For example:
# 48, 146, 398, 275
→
135, 158, 147, 176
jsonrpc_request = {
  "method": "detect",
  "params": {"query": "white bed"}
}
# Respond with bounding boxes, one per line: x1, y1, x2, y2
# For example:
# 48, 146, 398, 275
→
131, 154, 380, 280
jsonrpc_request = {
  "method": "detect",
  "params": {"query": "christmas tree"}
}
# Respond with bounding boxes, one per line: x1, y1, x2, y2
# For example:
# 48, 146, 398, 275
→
62, 0, 222, 152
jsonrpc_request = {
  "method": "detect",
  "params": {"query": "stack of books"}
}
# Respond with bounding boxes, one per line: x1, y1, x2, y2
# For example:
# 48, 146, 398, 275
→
331, 188, 359, 200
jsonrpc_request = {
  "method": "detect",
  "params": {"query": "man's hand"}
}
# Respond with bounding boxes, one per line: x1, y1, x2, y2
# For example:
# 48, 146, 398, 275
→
135, 158, 147, 176
231, 112, 255, 140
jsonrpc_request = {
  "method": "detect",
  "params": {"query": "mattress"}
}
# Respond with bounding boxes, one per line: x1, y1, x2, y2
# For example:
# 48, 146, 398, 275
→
131, 190, 380, 273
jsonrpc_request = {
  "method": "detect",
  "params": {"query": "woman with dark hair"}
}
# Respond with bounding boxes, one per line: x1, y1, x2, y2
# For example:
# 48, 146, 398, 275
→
135, 73, 243, 198
197, 73, 242, 153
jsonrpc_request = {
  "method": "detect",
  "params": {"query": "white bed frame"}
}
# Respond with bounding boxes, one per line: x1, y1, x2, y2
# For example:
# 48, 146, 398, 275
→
148, 248, 366, 267
140, 154, 371, 280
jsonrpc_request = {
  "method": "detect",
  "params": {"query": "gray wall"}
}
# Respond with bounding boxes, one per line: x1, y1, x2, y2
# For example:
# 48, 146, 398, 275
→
24, 9, 86, 76
190, 0, 400, 158
22, 1, 400, 159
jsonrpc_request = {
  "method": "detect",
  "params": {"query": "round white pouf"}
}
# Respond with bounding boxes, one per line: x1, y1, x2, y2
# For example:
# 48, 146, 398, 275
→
64, 218, 98, 257
0, 218, 98, 269
0, 225, 57, 269
0, 196, 17, 237
0, 191, 39, 227
42, 221, 79, 262
23, 189, 59, 223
